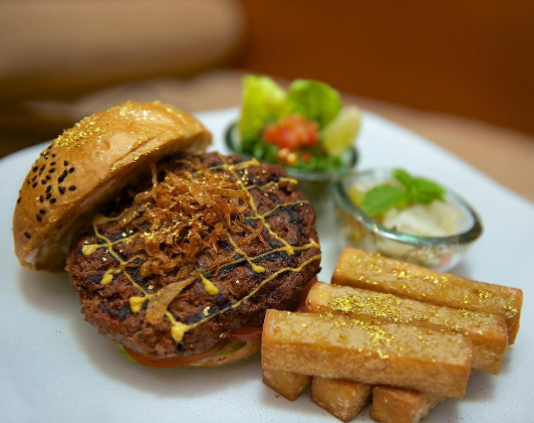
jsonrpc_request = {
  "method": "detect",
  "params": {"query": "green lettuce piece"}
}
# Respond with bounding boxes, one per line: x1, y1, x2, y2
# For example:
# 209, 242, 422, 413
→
238, 75, 287, 139
218, 341, 247, 357
285, 79, 342, 128
114, 343, 138, 364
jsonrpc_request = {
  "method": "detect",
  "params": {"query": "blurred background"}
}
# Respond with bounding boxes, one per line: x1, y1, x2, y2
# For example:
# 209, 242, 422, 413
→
1, 0, 533, 199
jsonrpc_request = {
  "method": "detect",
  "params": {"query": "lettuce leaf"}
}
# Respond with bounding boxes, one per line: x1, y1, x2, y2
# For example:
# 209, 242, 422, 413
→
238, 75, 287, 139
285, 79, 342, 128
114, 343, 138, 364
238, 75, 343, 140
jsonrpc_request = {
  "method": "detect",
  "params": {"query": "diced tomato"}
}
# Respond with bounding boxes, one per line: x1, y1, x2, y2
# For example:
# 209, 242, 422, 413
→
277, 127, 301, 150
263, 124, 280, 145
262, 115, 320, 151
124, 341, 226, 368
296, 276, 319, 312
300, 150, 313, 163
228, 326, 263, 343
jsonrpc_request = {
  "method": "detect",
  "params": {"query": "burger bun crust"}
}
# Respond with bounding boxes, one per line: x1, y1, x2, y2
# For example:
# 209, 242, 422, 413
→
13, 101, 211, 271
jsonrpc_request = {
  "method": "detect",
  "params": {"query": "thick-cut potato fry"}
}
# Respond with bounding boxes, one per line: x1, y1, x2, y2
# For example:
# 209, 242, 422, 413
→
262, 369, 311, 401
311, 377, 372, 422
262, 310, 472, 398
332, 247, 523, 344
306, 282, 507, 374
370, 386, 444, 423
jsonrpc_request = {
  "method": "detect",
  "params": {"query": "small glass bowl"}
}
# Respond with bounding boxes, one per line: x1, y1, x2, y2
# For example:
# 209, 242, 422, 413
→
333, 168, 483, 272
225, 122, 358, 208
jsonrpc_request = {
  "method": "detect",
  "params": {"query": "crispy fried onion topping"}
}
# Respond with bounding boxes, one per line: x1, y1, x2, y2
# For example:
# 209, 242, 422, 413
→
114, 157, 271, 323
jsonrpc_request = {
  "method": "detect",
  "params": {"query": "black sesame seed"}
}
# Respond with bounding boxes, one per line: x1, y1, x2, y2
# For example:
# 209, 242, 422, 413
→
36, 215, 42, 222
39, 196, 44, 202
52, 153, 56, 158
58, 177, 64, 183
62, 170, 68, 178
39, 209, 46, 215
49, 168, 55, 173
46, 175, 51, 180
32, 166, 38, 172
41, 180, 46, 185
24, 232, 31, 239
45, 193, 51, 200
50, 162, 56, 166
27, 180, 30, 185
69, 185, 76, 191
32, 175, 37, 182
59, 187, 65, 194
64, 161, 69, 166
46, 186, 52, 193
17, 198, 21, 204
69, 167, 75, 173
32, 183, 37, 188
50, 198, 57, 204
40, 165, 45, 171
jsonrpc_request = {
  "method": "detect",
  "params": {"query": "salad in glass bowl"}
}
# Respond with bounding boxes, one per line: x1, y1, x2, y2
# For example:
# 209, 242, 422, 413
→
226, 75, 360, 182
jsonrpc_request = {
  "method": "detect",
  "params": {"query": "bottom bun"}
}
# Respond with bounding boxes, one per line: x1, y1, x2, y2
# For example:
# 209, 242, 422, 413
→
120, 341, 260, 368
184, 341, 261, 368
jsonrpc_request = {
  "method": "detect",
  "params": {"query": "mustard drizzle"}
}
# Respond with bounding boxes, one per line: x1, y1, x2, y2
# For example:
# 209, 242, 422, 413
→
215, 154, 296, 256
200, 274, 220, 296
246, 177, 298, 191
166, 254, 322, 341
225, 233, 266, 273
216, 239, 319, 273
258, 200, 310, 219
87, 218, 152, 311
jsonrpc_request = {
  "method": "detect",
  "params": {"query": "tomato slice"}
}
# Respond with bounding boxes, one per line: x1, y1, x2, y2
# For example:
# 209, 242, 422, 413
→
296, 276, 319, 312
124, 341, 226, 368
228, 326, 263, 343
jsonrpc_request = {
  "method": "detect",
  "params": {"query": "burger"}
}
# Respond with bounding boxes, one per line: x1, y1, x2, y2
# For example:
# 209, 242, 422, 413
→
13, 101, 321, 368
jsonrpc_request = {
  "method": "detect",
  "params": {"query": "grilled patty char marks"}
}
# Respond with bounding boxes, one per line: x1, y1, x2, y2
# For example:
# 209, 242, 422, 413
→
67, 153, 321, 359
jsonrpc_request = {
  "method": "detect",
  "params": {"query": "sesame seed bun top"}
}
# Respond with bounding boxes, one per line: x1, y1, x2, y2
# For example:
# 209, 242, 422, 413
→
13, 101, 211, 271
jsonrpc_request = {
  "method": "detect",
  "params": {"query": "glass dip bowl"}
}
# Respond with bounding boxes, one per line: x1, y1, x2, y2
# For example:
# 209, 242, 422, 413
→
225, 122, 358, 209
333, 168, 483, 272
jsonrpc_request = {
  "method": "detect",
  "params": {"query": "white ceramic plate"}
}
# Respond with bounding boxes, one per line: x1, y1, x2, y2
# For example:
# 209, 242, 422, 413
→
1, 108, 533, 423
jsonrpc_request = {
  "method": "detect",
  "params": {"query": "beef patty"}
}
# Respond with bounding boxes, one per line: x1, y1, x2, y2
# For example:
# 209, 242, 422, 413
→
66, 152, 321, 359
